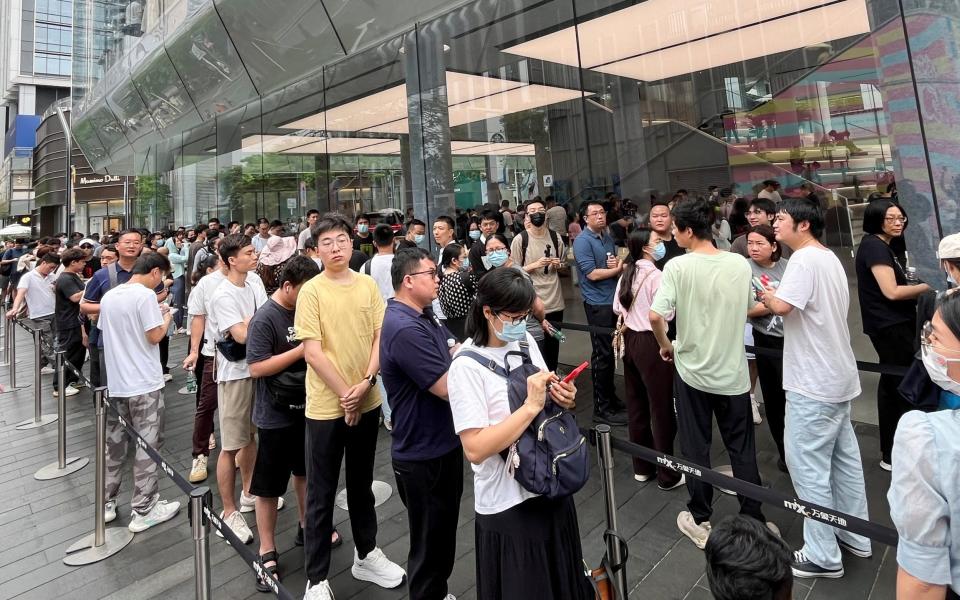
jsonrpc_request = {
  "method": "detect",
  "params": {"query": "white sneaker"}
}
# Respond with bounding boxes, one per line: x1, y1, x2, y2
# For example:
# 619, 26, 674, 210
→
52, 384, 81, 398
128, 499, 181, 533
751, 396, 763, 425
304, 579, 334, 600
879, 460, 892, 472
216, 510, 254, 544
444, 595, 456, 600
188, 455, 208, 483
104, 499, 117, 523
240, 491, 284, 513
351, 546, 406, 589
40, 366, 55, 375
633, 473, 653, 483
677, 511, 711, 549
208, 433, 217, 450
163, 373, 173, 382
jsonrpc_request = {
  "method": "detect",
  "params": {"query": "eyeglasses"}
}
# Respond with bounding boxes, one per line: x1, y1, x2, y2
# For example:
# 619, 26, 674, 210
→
921, 321, 960, 361
885, 216, 908, 224
587, 210, 606, 217
406, 269, 437, 279
318, 236, 351, 250
495, 311, 530, 326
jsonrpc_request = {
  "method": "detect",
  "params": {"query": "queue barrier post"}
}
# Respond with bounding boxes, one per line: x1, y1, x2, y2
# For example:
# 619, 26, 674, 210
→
14, 324, 56, 429
63, 387, 134, 565
596, 424, 628, 599
0, 315, 9, 368
34, 350, 89, 479
190, 487, 213, 600
7, 318, 16, 387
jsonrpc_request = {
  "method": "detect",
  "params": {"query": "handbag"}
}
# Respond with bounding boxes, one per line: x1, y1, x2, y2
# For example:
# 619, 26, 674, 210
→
215, 336, 247, 362
265, 369, 307, 411
612, 267, 653, 360
586, 529, 629, 600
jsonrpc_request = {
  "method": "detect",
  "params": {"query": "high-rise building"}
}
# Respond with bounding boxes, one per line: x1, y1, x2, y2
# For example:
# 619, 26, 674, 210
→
0, 0, 74, 223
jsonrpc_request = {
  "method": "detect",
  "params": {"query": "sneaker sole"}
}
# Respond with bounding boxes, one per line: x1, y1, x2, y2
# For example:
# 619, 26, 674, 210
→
838, 542, 872, 559
128, 508, 180, 533
188, 471, 207, 483
658, 480, 685, 491
792, 566, 844, 579
351, 566, 405, 589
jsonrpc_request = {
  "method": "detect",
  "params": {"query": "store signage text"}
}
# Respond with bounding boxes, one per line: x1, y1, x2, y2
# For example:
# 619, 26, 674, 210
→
78, 175, 122, 186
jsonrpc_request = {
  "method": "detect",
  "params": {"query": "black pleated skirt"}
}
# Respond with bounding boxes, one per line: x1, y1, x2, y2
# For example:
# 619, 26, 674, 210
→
474, 495, 594, 600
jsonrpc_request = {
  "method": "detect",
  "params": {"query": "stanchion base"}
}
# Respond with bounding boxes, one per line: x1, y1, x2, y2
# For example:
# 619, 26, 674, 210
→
335, 480, 392, 510
34, 456, 89, 480
14, 414, 58, 430
63, 528, 134, 565
714, 464, 736, 496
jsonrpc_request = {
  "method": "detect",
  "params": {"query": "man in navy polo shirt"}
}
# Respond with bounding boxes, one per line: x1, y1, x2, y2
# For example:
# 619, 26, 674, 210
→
380, 247, 462, 600
573, 200, 627, 425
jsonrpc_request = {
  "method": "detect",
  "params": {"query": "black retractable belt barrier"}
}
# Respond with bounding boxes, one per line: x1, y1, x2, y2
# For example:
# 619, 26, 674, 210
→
557, 321, 910, 376
580, 426, 899, 547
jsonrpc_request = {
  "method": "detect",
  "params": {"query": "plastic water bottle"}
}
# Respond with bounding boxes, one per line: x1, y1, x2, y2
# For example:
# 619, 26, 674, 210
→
905, 267, 919, 285
186, 369, 197, 393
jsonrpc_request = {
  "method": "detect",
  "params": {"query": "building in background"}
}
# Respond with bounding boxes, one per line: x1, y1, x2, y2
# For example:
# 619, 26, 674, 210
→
0, 0, 74, 229
68, 0, 960, 284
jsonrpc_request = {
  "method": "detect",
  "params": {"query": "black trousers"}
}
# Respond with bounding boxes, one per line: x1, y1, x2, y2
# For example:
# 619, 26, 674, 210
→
393, 447, 464, 600
304, 408, 380, 584
89, 344, 102, 388
674, 374, 764, 524
540, 310, 564, 372
54, 326, 86, 391
752, 329, 786, 463
868, 320, 915, 463
159, 334, 170, 374
583, 302, 619, 414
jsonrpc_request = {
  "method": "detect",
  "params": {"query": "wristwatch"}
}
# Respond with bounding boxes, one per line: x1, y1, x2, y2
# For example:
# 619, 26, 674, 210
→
365, 373, 378, 387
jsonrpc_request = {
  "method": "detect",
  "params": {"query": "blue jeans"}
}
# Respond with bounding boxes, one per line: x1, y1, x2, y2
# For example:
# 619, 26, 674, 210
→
170, 275, 185, 328
377, 379, 391, 423
784, 391, 871, 569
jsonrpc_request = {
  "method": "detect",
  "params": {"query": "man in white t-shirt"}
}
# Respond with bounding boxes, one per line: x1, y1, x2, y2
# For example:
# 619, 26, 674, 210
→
98, 252, 181, 533
364, 224, 397, 301
7, 251, 59, 373
298, 209, 320, 250
207, 234, 268, 544
762, 197, 870, 580
758, 180, 783, 204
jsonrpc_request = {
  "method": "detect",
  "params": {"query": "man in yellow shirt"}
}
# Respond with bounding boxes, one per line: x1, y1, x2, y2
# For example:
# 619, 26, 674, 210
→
295, 214, 405, 600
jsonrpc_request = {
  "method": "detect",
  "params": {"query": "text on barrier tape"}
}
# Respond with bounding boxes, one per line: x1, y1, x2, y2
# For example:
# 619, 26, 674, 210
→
591, 430, 898, 547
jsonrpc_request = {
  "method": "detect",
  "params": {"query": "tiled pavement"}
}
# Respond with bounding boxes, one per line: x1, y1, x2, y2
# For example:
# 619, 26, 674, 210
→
0, 324, 901, 599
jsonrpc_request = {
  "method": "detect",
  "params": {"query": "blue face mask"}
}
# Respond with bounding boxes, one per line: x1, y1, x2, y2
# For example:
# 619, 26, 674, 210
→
414, 234, 425, 245
357, 224, 369, 234
494, 314, 528, 343
462, 257, 470, 270
469, 230, 481, 240
487, 249, 508, 267
651, 241, 666, 261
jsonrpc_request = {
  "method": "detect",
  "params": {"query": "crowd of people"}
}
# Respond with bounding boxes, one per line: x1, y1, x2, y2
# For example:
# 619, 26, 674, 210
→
3, 183, 958, 600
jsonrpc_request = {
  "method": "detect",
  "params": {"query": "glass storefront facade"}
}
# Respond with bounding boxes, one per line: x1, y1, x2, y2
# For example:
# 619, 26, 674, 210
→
70, 0, 960, 281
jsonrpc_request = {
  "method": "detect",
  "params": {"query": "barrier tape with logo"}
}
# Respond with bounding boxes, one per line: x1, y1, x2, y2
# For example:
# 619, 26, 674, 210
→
581, 427, 899, 547
556, 321, 909, 376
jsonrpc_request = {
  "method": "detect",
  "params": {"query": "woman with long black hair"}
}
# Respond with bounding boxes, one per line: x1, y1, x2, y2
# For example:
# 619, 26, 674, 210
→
613, 228, 683, 490
448, 268, 592, 600
437, 243, 476, 341
855, 199, 931, 470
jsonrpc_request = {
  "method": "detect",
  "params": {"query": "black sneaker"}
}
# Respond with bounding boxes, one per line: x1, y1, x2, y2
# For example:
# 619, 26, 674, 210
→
593, 410, 628, 426
295, 524, 304, 546
837, 538, 872, 558
792, 550, 844, 578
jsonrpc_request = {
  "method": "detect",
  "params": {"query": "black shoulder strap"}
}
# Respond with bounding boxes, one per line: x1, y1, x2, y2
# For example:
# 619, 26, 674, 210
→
519, 230, 529, 266
362, 258, 372, 275
549, 228, 560, 254
457, 350, 510, 378
106, 262, 119, 290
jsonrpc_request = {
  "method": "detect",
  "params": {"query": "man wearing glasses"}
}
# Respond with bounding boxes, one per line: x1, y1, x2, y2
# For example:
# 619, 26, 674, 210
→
573, 200, 627, 425
730, 198, 794, 259
296, 215, 405, 600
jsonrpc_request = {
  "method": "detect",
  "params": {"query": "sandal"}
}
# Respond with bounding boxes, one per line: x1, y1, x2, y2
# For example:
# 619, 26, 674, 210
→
255, 550, 280, 593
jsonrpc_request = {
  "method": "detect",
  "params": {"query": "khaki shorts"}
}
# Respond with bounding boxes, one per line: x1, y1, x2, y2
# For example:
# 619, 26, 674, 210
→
217, 378, 255, 451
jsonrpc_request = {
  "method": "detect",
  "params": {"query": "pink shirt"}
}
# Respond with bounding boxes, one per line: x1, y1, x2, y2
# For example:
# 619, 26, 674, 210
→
613, 260, 666, 332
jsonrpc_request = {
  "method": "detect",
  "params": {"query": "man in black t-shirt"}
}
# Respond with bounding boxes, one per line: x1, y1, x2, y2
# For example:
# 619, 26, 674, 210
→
0, 240, 25, 306
649, 201, 685, 270
54, 248, 89, 397
246, 255, 323, 593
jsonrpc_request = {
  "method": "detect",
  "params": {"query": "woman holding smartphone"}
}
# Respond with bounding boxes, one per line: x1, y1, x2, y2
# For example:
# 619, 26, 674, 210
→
448, 268, 592, 599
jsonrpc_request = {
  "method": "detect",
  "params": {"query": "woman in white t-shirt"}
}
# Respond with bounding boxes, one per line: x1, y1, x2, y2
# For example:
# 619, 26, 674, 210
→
448, 268, 592, 600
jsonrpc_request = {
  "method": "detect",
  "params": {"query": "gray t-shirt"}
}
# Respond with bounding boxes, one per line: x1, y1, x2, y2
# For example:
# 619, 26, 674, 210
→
246, 298, 304, 429
748, 259, 788, 337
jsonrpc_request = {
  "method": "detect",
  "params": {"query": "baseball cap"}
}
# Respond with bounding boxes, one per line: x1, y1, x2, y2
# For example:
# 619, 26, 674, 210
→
937, 233, 960, 260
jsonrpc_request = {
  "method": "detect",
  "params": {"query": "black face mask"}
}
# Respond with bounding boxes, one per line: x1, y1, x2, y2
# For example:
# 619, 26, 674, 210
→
529, 213, 546, 227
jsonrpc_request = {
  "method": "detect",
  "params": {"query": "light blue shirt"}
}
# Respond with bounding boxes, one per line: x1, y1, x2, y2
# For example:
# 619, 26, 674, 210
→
164, 238, 190, 279
888, 409, 960, 590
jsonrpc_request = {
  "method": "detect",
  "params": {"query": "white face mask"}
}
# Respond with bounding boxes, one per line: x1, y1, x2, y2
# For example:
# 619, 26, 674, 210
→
922, 346, 960, 396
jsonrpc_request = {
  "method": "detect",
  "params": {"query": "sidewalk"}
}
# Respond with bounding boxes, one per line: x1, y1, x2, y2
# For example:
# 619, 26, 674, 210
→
0, 330, 899, 599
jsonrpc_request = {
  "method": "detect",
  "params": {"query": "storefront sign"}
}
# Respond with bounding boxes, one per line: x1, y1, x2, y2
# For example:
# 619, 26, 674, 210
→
77, 174, 122, 186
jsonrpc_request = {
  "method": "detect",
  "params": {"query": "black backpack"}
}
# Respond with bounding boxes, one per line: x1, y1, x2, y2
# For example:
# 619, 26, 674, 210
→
518, 229, 561, 267
458, 342, 589, 498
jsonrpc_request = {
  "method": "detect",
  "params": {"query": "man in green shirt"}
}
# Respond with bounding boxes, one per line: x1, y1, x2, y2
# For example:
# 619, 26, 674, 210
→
650, 197, 766, 550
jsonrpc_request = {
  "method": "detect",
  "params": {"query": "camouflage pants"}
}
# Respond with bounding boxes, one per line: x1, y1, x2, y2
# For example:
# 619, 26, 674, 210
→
104, 389, 166, 515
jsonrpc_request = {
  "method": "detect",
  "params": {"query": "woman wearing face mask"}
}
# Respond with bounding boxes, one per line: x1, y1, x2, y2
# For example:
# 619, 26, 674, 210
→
438, 243, 477, 341
612, 229, 683, 490
447, 268, 593, 600
466, 218, 483, 250
484, 234, 547, 349
745, 225, 789, 471
855, 200, 931, 470
888, 291, 960, 600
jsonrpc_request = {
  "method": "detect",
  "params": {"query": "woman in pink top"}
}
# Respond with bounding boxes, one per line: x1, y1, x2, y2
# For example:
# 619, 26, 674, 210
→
613, 229, 683, 491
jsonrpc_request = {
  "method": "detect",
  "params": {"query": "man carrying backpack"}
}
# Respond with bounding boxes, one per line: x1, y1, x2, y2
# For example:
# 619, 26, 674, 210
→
510, 197, 566, 371
380, 247, 462, 600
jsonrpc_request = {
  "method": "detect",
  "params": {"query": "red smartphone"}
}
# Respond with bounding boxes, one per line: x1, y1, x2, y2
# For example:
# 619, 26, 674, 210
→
562, 361, 590, 383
